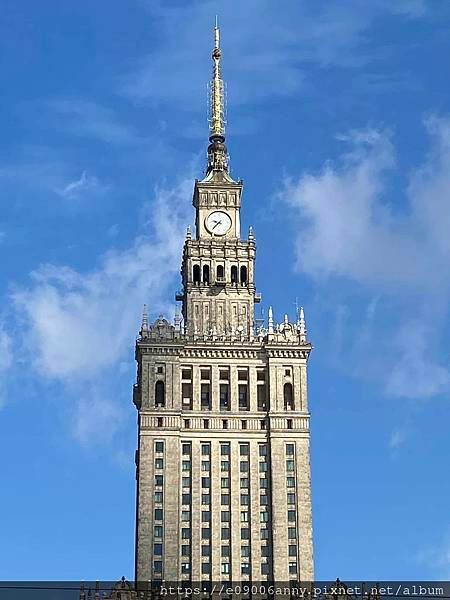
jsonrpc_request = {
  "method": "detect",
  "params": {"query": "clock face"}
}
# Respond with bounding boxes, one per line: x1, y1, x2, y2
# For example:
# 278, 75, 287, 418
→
205, 211, 232, 236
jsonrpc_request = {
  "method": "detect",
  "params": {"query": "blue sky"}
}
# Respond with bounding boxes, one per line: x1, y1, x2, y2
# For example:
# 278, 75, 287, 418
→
1, 0, 450, 581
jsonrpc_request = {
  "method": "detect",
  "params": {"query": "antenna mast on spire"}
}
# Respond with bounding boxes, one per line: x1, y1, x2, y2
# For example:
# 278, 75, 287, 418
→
208, 17, 226, 140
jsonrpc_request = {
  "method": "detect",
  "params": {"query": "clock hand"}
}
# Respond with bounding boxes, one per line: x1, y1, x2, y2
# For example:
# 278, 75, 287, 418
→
212, 220, 222, 230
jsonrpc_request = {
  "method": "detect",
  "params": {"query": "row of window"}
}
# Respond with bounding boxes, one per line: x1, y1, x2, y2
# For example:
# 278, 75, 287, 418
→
155, 380, 294, 411
192, 264, 248, 285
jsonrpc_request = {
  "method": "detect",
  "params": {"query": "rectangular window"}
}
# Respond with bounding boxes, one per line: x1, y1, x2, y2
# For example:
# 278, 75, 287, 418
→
259, 462, 268, 472
289, 545, 297, 557
201, 494, 210, 505
181, 544, 190, 556
155, 441, 164, 453
201, 384, 211, 409
221, 511, 230, 522
155, 475, 163, 487
221, 563, 230, 575
240, 478, 249, 489
261, 545, 269, 557
201, 368, 210, 380
260, 495, 268, 506
286, 443, 295, 455
288, 527, 297, 539
257, 385, 267, 411
181, 528, 190, 539
221, 478, 229, 489
182, 443, 191, 455
221, 461, 229, 472
155, 492, 163, 503
181, 563, 190, 574
221, 528, 230, 540
202, 477, 210, 488
221, 494, 229, 505
261, 528, 269, 540
154, 560, 163, 573
287, 419, 293, 429
202, 511, 210, 522
222, 419, 228, 429
201, 545, 211, 557
155, 458, 164, 469
257, 369, 266, 381
241, 494, 249, 505
219, 369, 229, 381
201, 444, 210, 455
240, 461, 249, 472
184, 419, 190, 429
182, 477, 190, 488
260, 478, 268, 488
182, 494, 191, 505
241, 528, 250, 540
260, 511, 269, 523
202, 528, 211, 540
154, 526, 163, 538
220, 384, 230, 411
154, 509, 163, 521
241, 546, 250, 557
203, 419, 209, 429
181, 511, 190, 521
286, 459, 295, 472
241, 563, 250, 574
240, 511, 249, 522
221, 545, 230, 557
288, 510, 296, 522
240, 444, 249, 455
221, 444, 230, 455
201, 461, 210, 471
261, 563, 269, 575
181, 368, 191, 380
241, 420, 247, 429
259, 444, 268, 456
182, 460, 191, 471
287, 493, 296, 504
287, 477, 295, 487
289, 562, 298, 574
154, 543, 163, 555
182, 383, 192, 409
238, 385, 249, 410
238, 369, 248, 381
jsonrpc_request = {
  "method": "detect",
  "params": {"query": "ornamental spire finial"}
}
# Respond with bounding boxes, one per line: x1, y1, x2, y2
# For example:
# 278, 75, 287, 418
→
206, 18, 229, 173
299, 306, 307, 343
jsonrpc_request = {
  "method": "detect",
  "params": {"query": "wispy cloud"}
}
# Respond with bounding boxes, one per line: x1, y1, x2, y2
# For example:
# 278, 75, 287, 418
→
417, 528, 450, 578
9, 177, 192, 444
280, 115, 450, 401
54, 170, 108, 201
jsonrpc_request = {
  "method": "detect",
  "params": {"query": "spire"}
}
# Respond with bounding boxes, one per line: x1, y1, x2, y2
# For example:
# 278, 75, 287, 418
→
206, 18, 229, 173
141, 304, 149, 333
268, 306, 274, 334
299, 306, 307, 343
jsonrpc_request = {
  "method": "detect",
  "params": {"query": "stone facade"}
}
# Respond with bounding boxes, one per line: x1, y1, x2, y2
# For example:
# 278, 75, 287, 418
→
133, 24, 314, 588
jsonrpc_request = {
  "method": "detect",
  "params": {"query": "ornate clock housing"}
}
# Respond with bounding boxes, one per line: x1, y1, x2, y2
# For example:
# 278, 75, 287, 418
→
205, 211, 232, 235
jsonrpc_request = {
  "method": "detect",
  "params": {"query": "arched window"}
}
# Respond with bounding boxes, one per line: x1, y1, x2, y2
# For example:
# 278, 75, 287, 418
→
193, 264, 201, 284
284, 382, 294, 411
203, 265, 210, 284
231, 266, 238, 284
216, 265, 224, 280
155, 381, 165, 407
240, 266, 247, 284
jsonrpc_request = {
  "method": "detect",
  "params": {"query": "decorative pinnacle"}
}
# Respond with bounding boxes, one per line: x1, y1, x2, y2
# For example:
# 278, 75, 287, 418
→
268, 306, 274, 334
209, 18, 226, 140
141, 304, 149, 332
248, 225, 255, 241
186, 225, 192, 240
299, 306, 307, 342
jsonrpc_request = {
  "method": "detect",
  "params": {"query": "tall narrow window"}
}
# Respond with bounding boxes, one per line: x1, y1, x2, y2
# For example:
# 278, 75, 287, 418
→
201, 384, 211, 410
155, 381, 165, 407
257, 385, 267, 411
220, 384, 230, 411
217, 265, 224, 280
240, 265, 247, 284
238, 385, 249, 410
231, 265, 238, 284
284, 382, 294, 410
182, 383, 192, 410
203, 264, 210, 284
193, 264, 201, 284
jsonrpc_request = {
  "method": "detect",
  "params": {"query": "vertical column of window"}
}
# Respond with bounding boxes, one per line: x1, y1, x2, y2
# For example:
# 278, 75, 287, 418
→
286, 443, 298, 579
219, 368, 230, 412
153, 441, 165, 579
239, 443, 251, 577
200, 368, 212, 411
238, 369, 249, 411
220, 442, 231, 579
181, 442, 192, 579
258, 443, 271, 579
201, 443, 212, 579
181, 367, 193, 410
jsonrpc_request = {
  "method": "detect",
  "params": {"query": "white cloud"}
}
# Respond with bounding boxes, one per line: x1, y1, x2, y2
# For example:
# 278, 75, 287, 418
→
10, 177, 192, 442
388, 426, 409, 448
281, 116, 450, 400
55, 170, 108, 201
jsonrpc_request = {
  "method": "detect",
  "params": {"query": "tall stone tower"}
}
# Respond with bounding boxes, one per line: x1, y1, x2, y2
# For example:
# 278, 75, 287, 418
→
133, 24, 314, 587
